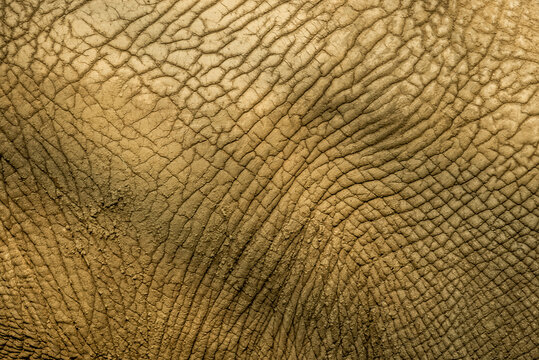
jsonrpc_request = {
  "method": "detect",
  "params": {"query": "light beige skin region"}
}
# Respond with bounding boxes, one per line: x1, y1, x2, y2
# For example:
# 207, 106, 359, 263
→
0, 0, 537, 359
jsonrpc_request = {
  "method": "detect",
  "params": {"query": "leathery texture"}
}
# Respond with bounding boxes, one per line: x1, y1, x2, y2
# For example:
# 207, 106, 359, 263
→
0, 0, 537, 358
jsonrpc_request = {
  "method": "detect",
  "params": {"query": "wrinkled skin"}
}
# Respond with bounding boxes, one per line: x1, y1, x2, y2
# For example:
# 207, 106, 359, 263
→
0, 0, 538, 358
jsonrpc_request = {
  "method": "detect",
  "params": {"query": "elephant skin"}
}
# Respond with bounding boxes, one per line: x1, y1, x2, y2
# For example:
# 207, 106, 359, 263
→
0, 0, 537, 358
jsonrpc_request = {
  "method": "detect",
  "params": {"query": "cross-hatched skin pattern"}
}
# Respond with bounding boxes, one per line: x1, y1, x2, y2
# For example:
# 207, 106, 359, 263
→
0, 0, 537, 358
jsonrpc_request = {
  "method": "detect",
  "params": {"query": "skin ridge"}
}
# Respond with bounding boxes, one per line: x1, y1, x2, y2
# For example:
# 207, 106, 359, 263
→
1, 0, 538, 359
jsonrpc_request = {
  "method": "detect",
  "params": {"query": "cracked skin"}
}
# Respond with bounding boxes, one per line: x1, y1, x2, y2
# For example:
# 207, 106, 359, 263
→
0, 0, 537, 359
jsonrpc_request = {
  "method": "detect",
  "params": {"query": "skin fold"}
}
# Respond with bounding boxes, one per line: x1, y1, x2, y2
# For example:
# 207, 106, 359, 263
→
0, 0, 537, 358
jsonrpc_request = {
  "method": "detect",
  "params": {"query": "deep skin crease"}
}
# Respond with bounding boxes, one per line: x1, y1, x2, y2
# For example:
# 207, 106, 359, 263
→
0, 0, 537, 359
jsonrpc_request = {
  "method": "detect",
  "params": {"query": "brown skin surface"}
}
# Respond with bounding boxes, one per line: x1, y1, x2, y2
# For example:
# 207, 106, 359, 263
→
0, 0, 537, 358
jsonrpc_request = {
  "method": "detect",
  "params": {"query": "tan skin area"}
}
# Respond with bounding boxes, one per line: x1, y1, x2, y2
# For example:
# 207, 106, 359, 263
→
0, 0, 538, 358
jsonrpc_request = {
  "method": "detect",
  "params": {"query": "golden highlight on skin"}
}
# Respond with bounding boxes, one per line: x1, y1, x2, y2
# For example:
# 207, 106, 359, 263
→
0, 0, 537, 359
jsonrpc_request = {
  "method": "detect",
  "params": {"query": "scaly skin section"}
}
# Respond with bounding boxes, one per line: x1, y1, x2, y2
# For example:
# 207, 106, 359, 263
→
0, 0, 537, 358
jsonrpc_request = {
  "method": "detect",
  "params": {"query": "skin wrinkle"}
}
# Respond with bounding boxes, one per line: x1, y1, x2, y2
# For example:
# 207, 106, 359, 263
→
0, 0, 538, 358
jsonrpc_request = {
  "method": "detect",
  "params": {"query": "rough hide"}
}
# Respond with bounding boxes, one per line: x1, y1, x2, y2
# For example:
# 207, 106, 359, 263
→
0, 0, 537, 358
